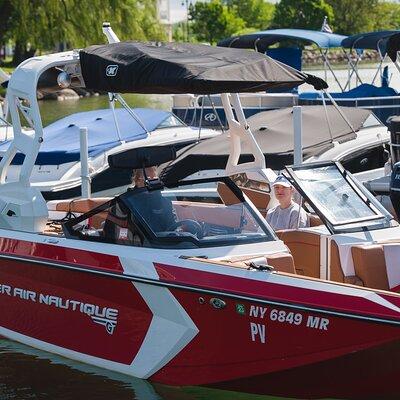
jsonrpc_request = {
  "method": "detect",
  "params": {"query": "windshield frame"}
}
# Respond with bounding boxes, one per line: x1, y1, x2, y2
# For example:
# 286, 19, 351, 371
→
123, 176, 276, 249
285, 161, 389, 234
63, 176, 276, 249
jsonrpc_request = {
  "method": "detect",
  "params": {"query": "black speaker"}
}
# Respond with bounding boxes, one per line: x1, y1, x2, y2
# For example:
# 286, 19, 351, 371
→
390, 161, 400, 220
388, 116, 400, 165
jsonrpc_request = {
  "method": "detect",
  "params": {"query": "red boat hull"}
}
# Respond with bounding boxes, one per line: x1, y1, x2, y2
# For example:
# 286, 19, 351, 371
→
0, 239, 399, 398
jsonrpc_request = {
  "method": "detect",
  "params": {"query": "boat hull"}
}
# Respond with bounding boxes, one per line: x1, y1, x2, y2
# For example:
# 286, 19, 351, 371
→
0, 247, 400, 398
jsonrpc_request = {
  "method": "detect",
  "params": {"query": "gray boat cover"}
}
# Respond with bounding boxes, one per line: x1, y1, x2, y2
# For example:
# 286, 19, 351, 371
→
79, 41, 327, 94
161, 106, 372, 182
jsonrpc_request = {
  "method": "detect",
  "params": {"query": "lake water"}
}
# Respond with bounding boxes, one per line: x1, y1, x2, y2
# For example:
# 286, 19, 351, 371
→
0, 338, 286, 400
0, 64, 390, 400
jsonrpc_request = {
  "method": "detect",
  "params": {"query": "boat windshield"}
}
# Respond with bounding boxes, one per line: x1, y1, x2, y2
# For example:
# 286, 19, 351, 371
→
157, 114, 186, 129
286, 162, 388, 231
64, 178, 275, 249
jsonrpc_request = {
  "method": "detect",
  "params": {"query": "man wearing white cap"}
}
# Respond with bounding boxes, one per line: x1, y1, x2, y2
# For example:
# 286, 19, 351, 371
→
266, 175, 309, 230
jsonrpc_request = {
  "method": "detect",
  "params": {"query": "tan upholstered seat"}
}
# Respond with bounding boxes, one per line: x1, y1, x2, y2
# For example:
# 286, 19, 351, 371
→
330, 241, 363, 286
351, 244, 389, 290
217, 183, 270, 217
309, 214, 323, 227
330, 241, 344, 282
266, 252, 296, 274
48, 198, 112, 214
277, 230, 321, 278
173, 201, 242, 228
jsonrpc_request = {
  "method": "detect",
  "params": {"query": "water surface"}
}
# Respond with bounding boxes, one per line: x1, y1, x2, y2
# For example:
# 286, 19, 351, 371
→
0, 339, 285, 400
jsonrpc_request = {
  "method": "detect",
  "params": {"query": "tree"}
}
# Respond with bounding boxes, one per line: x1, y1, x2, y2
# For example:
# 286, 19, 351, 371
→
0, 0, 15, 45
225, 0, 275, 31
272, 0, 334, 31
372, 1, 400, 31
325, 0, 378, 35
189, 0, 245, 44
0, 0, 167, 65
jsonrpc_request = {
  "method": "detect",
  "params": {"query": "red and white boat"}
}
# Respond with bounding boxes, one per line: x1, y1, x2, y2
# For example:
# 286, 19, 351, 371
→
1, 40, 400, 400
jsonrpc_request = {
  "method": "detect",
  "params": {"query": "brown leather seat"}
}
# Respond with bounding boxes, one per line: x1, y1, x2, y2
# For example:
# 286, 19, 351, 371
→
309, 214, 323, 227
48, 198, 112, 214
217, 183, 270, 217
330, 241, 344, 282
329, 241, 363, 286
277, 230, 321, 278
266, 252, 296, 274
351, 244, 389, 290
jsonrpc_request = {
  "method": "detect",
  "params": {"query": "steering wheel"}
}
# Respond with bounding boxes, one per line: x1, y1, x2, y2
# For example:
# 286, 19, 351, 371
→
169, 219, 204, 239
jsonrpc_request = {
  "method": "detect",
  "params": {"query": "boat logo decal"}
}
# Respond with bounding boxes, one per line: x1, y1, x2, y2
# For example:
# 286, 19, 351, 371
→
0, 284, 119, 335
91, 316, 118, 335
106, 65, 118, 77
204, 113, 217, 122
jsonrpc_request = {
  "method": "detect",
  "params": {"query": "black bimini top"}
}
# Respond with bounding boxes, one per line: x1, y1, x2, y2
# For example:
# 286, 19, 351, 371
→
387, 33, 400, 62
160, 106, 372, 183
342, 30, 400, 53
79, 41, 327, 94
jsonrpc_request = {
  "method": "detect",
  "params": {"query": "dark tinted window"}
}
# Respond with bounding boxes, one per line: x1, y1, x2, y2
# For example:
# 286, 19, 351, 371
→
341, 145, 388, 173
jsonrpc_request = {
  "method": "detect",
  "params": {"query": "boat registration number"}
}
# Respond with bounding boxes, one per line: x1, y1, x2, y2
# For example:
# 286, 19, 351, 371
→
246, 305, 329, 344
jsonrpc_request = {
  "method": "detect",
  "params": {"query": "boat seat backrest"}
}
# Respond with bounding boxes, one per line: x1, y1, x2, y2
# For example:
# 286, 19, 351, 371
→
173, 201, 242, 228
351, 244, 389, 291
309, 214, 323, 227
330, 241, 344, 282
266, 252, 296, 274
276, 230, 321, 278
329, 241, 364, 286
47, 198, 112, 214
217, 183, 270, 217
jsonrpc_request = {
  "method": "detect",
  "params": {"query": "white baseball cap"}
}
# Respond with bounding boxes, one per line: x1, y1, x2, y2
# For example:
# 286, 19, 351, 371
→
272, 175, 292, 188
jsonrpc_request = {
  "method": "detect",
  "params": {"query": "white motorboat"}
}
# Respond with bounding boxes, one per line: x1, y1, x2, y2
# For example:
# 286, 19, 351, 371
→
0, 105, 218, 199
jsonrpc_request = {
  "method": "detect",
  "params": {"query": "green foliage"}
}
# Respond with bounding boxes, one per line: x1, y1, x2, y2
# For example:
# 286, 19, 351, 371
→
189, 0, 245, 44
272, 0, 333, 31
325, 0, 378, 34
172, 22, 187, 42
225, 0, 275, 30
0, 0, 166, 65
372, 1, 400, 31
271, 0, 400, 36
189, 0, 275, 44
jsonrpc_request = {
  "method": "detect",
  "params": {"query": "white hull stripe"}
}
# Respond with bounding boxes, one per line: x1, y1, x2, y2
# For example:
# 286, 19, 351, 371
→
0, 251, 400, 325
0, 326, 145, 378
130, 282, 198, 378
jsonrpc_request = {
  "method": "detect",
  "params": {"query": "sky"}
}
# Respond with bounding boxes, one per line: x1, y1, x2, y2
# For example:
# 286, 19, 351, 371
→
169, 0, 190, 23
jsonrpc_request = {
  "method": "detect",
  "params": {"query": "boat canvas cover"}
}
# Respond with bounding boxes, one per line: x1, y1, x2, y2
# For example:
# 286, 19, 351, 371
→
342, 30, 400, 53
161, 106, 371, 182
0, 108, 171, 165
79, 41, 326, 95
387, 33, 400, 62
217, 29, 346, 52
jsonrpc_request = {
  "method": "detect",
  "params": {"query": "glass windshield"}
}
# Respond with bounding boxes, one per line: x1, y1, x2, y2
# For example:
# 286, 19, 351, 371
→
362, 113, 383, 128
65, 179, 275, 248
122, 181, 274, 247
157, 114, 185, 129
290, 164, 381, 226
